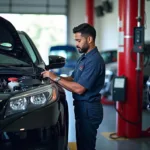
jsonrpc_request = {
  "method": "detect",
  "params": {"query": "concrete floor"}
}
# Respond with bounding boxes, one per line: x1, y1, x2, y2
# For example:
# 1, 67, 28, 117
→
65, 90, 150, 150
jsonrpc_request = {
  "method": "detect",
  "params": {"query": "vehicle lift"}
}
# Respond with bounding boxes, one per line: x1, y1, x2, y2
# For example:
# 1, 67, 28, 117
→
115, 0, 150, 138
85, 0, 150, 138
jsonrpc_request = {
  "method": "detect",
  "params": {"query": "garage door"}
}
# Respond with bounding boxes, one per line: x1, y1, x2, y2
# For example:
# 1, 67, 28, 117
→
0, 0, 67, 14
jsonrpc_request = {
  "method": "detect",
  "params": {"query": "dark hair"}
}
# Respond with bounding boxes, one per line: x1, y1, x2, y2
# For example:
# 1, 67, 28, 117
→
73, 23, 96, 41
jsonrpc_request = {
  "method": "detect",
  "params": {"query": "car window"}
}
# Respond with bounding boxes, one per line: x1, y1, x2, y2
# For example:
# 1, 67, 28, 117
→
112, 51, 117, 62
19, 33, 37, 63
101, 50, 117, 64
67, 51, 79, 60
50, 50, 67, 58
50, 50, 78, 61
101, 51, 112, 63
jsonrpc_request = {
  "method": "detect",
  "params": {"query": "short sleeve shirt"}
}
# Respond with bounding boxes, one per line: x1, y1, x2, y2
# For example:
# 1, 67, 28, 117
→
71, 47, 105, 102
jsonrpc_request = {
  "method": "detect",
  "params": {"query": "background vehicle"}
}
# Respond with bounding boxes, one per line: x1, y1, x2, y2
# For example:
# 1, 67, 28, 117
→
0, 16, 68, 150
145, 77, 150, 110
49, 45, 79, 76
100, 48, 150, 103
100, 50, 117, 100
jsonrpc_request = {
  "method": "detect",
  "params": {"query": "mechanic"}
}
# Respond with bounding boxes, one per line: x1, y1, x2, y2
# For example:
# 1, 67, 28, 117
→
41, 23, 105, 150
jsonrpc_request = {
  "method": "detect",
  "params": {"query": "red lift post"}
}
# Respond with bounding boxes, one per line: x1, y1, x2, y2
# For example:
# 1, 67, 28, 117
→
117, 0, 126, 137
86, 0, 94, 26
117, 0, 145, 138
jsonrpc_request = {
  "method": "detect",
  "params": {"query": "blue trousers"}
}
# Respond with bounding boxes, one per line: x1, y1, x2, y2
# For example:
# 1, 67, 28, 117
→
74, 101, 103, 150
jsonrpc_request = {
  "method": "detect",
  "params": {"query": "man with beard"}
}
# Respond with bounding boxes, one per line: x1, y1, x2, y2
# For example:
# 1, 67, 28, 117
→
41, 23, 105, 150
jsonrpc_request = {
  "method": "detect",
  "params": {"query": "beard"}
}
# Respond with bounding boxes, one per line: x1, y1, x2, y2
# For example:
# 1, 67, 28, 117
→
77, 42, 89, 54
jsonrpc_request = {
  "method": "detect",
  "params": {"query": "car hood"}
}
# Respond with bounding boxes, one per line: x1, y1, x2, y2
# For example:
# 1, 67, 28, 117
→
0, 16, 33, 65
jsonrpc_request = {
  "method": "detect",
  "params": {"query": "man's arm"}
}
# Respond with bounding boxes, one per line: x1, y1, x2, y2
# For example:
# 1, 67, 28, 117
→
41, 71, 86, 94
60, 76, 74, 82
58, 77, 86, 94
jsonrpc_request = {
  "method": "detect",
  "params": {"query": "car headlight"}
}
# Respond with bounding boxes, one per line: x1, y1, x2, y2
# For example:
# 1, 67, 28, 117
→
30, 93, 47, 105
10, 98, 28, 111
5, 85, 57, 117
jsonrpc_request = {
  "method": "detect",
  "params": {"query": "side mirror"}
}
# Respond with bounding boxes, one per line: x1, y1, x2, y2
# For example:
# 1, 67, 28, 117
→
46, 55, 65, 69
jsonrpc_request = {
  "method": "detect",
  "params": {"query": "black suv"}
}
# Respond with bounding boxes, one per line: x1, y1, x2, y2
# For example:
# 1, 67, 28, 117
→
0, 17, 68, 150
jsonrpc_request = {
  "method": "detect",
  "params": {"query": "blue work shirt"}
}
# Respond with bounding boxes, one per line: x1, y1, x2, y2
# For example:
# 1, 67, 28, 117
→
71, 47, 105, 102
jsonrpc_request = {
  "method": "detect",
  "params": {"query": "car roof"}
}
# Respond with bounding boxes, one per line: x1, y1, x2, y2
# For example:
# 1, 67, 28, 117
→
50, 45, 77, 52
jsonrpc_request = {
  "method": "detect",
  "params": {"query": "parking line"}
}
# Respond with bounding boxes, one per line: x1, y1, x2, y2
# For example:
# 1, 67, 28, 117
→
68, 142, 77, 150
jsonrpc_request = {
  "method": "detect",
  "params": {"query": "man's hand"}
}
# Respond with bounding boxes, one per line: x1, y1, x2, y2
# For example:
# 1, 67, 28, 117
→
41, 71, 86, 94
41, 70, 57, 81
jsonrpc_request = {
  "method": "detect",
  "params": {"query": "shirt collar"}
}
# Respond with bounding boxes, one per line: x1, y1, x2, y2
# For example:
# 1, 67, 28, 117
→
85, 47, 98, 58
79, 47, 98, 62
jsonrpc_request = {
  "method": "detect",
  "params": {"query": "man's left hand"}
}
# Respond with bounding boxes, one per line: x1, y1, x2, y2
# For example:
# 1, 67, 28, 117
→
41, 70, 57, 81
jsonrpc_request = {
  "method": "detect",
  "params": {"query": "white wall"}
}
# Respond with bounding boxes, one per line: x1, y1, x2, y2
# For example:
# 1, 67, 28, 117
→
145, 0, 150, 42
68, 0, 150, 51
95, 0, 118, 50
67, 0, 85, 44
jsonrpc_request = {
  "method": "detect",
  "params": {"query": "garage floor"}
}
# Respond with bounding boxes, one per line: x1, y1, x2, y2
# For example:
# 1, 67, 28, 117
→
66, 90, 150, 150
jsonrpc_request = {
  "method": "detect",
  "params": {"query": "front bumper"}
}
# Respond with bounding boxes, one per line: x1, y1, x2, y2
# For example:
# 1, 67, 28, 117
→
0, 101, 61, 132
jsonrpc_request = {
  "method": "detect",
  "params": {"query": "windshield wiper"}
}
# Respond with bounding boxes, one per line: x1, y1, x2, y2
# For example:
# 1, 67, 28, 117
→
0, 64, 31, 67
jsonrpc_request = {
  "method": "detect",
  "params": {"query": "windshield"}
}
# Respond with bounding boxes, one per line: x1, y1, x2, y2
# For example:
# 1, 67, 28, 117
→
50, 50, 78, 61
19, 33, 37, 63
